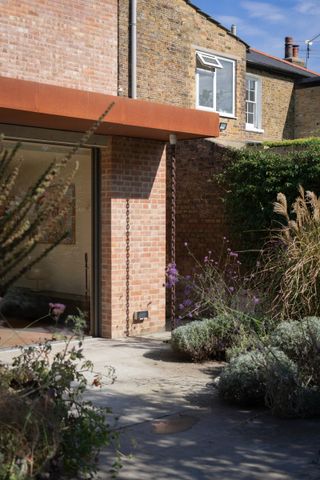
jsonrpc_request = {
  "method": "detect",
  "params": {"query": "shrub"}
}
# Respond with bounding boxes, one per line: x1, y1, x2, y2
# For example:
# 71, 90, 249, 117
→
270, 320, 305, 362
257, 188, 320, 319
270, 316, 320, 386
171, 315, 238, 362
219, 145, 320, 253
168, 242, 263, 324
219, 348, 298, 408
218, 350, 266, 406
0, 338, 119, 479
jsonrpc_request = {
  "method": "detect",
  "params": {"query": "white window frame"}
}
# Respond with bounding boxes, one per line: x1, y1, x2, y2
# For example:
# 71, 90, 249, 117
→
196, 51, 223, 69
195, 52, 236, 118
245, 74, 263, 133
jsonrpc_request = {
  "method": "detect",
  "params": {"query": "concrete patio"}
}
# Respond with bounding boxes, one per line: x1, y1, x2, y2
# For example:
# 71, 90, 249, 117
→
1, 335, 320, 479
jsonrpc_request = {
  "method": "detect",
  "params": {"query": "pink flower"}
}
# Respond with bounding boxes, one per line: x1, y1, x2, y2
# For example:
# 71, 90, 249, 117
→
49, 303, 66, 320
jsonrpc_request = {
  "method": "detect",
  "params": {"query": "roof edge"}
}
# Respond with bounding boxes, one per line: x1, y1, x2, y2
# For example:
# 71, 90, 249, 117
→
249, 48, 320, 77
183, 0, 249, 48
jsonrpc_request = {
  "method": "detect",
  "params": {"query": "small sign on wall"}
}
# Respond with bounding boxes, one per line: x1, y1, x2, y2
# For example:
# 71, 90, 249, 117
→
133, 311, 149, 322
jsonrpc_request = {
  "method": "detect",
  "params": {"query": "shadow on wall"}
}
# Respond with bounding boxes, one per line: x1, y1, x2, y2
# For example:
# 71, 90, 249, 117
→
283, 88, 295, 140
110, 137, 165, 200
167, 138, 232, 276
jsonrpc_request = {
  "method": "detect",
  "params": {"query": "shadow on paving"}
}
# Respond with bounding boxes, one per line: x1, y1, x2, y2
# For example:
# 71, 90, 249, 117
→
81, 338, 320, 480
94, 385, 320, 480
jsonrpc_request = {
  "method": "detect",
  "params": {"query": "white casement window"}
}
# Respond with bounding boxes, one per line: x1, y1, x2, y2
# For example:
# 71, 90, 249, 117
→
196, 51, 236, 118
246, 75, 263, 132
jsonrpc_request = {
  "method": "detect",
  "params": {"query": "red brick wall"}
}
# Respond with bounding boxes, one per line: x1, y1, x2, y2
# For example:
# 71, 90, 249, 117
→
0, 0, 117, 94
168, 139, 232, 276
101, 136, 166, 338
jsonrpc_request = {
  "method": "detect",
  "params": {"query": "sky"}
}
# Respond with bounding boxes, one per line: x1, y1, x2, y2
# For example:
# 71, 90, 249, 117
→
191, 0, 320, 72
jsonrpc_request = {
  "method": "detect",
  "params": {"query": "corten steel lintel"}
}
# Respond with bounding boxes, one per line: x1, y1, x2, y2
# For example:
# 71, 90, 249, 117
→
0, 77, 220, 141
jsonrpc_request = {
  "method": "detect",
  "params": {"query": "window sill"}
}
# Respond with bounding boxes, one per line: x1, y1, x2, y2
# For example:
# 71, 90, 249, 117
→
196, 106, 237, 119
245, 125, 264, 134
220, 113, 237, 120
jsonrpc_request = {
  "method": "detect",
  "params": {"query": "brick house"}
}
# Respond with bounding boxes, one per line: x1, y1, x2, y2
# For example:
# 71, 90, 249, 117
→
0, 0, 319, 337
0, 0, 220, 338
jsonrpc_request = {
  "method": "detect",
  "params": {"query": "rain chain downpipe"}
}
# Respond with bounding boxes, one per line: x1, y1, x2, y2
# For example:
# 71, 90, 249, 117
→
169, 134, 177, 330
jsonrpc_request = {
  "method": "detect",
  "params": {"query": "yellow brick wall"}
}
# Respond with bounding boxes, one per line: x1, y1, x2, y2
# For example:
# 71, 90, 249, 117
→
245, 68, 295, 141
295, 86, 320, 138
118, 0, 296, 143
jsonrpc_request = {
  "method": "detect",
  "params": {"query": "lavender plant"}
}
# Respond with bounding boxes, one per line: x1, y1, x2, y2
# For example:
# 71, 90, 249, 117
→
167, 239, 261, 324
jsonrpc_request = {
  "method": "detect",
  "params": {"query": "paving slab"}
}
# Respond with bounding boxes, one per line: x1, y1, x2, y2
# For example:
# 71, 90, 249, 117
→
1, 336, 320, 479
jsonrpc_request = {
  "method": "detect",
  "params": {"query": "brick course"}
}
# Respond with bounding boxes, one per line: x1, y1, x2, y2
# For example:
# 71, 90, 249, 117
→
295, 86, 320, 138
245, 68, 295, 141
0, 0, 118, 94
101, 136, 166, 338
118, 0, 298, 144
168, 139, 231, 274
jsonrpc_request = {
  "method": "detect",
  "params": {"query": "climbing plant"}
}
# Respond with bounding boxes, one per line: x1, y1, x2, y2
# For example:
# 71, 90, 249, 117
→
219, 144, 320, 254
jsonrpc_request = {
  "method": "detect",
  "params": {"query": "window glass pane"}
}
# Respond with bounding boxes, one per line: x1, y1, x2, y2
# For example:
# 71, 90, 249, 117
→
216, 58, 234, 115
249, 90, 255, 102
247, 113, 254, 124
247, 102, 254, 114
198, 69, 214, 108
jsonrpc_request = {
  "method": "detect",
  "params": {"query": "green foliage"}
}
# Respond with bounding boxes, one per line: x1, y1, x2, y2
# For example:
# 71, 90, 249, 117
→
0, 338, 119, 479
219, 145, 320, 251
270, 317, 320, 386
219, 348, 299, 410
218, 350, 267, 405
258, 188, 320, 319
264, 137, 320, 148
171, 315, 238, 362
219, 317, 320, 418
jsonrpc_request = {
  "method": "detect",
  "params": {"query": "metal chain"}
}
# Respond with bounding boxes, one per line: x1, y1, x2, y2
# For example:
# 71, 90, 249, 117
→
170, 143, 177, 331
126, 198, 130, 337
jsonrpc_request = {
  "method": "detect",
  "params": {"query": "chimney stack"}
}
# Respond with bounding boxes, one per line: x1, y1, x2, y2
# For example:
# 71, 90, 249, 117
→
284, 36, 305, 67
231, 24, 237, 36
292, 44, 299, 58
285, 36, 293, 59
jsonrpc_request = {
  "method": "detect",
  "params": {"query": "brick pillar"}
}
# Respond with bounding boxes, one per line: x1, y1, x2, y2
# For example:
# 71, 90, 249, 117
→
100, 136, 166, 338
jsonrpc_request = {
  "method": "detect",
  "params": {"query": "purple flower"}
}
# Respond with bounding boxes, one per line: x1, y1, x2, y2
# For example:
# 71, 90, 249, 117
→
184, 242, 188, 247
253, 296, 260, 306
204, 256, 209, 263
229, 286, 235, 293
49, 303, 66, 320
183, 299, 193, 307
227, 248, 231, 252
166, 263, 179, 288
229, 251, 238, 258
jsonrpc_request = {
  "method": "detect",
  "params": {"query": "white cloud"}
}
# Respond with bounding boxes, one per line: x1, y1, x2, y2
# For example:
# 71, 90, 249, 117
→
295, 0, 320, 15
216, 14, 268, 37
241, 1, 285, 22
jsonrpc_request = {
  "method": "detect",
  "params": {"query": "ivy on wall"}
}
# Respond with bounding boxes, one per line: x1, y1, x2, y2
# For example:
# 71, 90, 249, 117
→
219, 144, 320, 253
